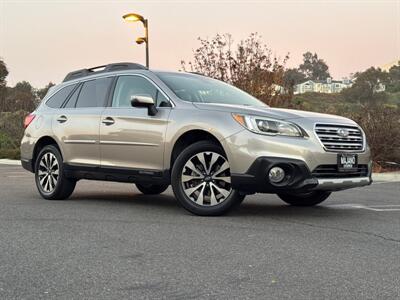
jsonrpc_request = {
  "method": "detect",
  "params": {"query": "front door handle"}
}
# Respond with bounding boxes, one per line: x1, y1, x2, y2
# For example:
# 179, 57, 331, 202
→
57, 115, 67, 123
102, 117, 115, 126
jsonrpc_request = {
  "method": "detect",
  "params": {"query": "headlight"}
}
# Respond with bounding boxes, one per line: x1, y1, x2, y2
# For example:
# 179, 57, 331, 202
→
232, 113, 304, 137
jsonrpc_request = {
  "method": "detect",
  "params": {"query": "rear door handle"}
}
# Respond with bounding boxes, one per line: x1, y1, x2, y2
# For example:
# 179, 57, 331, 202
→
57, 115, 67, 123
102, 117, 115, 126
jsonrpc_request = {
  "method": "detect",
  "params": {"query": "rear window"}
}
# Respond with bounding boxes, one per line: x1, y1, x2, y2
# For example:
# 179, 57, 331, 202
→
75, 77, 113, 108
46, 84, 76, 108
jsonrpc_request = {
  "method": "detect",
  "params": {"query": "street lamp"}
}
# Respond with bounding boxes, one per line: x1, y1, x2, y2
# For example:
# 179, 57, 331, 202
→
123, 13, 149, 68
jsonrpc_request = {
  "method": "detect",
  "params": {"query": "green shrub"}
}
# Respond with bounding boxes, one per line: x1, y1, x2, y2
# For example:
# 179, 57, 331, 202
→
0, 131, 15, 149
0, 148, 20, 159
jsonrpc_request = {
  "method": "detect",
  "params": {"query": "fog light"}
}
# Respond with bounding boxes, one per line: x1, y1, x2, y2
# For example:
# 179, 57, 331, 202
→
268, 166, 285, 183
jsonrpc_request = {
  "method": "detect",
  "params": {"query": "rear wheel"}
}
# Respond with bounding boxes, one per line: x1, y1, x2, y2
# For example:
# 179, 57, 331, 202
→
277, 191, 331, 207
135, 183, 169, 195
171, 141, 244, 216
34, 145, 76, 200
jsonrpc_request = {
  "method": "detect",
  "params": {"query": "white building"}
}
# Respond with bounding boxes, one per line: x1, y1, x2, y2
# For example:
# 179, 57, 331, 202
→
294, 78, 353, 94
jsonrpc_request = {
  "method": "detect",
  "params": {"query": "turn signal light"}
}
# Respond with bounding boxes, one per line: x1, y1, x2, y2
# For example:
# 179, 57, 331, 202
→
23, 113, 36, 129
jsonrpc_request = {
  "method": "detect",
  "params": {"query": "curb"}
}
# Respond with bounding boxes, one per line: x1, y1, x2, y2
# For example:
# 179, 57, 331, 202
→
372, 172, 400, 182
0, 159, 21, 166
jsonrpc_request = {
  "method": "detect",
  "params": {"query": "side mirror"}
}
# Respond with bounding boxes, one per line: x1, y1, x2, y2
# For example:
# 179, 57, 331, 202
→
130, 95, 158, 116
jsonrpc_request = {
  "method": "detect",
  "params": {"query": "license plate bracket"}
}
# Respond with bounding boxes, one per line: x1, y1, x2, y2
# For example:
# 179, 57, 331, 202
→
337, 153, 358, 172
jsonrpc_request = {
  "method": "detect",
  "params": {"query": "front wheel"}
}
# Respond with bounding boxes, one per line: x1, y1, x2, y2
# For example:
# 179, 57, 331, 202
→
171, 141, 244, 216
277, 191, 331, 207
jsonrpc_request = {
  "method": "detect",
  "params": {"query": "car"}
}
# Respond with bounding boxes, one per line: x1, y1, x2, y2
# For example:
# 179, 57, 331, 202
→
20, 62, 372, 216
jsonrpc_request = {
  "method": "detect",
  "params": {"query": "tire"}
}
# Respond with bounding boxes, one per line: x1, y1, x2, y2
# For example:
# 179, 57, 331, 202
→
277, 191, 331, 207
171, 141, 245, 216
136, 183, 169, 195
34, 145, 76, 200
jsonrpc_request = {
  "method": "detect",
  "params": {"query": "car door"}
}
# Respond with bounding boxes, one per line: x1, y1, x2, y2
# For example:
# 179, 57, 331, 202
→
52, 77, 113, 166
100, 75, 172, 171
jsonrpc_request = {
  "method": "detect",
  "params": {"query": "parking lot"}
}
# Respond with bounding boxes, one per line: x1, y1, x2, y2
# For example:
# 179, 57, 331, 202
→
0, 163, 399, 299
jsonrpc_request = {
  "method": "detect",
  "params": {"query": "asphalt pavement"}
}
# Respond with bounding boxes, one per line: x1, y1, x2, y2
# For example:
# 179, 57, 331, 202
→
0, 164, 399, 299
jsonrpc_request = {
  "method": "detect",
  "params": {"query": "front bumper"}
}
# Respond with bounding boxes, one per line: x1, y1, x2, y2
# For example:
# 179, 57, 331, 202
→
231, 157, 372, 194
314, 177, 372, 191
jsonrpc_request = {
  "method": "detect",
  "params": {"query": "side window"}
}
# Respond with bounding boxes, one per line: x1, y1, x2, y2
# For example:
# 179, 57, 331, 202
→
112, 76, 170, 108
46, 84, 76, 108
64, 84, 82, 108
76, 77, 112, 108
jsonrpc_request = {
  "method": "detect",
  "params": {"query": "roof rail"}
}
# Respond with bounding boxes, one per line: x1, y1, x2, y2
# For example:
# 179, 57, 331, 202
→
188, 71, 205, 76
63, 62, 147, 82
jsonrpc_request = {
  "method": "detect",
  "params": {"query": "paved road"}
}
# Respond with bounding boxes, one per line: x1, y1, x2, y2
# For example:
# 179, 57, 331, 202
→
0, 164, 399, 299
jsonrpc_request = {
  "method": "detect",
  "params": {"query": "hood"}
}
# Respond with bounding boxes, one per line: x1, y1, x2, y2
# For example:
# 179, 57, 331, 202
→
192, 103, 352, 123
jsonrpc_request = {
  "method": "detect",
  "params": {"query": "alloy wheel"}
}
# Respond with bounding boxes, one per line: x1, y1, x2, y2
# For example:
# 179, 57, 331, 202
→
181, 151, 232, 206
37, 152, 59, 193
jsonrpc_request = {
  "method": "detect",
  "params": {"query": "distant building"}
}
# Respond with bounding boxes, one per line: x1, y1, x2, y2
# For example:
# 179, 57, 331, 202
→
294, 78, 353, 94
373, 82, 386, 93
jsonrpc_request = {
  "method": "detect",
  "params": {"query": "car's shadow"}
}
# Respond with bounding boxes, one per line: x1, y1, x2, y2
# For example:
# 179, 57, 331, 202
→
67, 191, 356, 219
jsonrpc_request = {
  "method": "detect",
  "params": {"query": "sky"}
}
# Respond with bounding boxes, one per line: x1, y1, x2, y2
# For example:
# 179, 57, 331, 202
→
0, 0, 399, 87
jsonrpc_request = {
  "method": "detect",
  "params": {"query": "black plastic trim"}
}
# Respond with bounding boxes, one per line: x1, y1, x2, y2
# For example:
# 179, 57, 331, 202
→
64, 163, 170, 185
231, 157, 318, 194
21, 159, 34, 173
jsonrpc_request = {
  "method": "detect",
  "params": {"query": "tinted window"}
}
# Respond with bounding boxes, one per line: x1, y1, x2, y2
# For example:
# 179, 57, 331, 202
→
112, 76, 169, 108
76, 77, 112, 108
46, 84, 76, 108
64, 84, 82, 108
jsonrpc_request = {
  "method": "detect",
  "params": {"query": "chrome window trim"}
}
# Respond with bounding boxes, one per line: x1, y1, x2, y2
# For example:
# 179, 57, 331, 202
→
111, 74, 175, 108
44, 72, 175, 110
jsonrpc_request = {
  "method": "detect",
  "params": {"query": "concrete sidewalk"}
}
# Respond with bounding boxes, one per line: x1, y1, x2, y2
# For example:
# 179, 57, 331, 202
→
0, 159, 22, 166
1, 159, 399, 182
372, 172, 400, 182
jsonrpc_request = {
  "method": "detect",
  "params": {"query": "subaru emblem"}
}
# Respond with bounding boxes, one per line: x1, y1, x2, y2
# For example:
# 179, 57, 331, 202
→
337, 128, 349, 137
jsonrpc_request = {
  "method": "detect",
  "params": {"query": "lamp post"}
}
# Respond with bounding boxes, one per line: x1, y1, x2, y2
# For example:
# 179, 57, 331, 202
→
123, 13, 149, 68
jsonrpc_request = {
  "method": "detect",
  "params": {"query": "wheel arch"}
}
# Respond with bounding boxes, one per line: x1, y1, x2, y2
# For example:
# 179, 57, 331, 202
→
32, 136, 62, 171
169, 129, 226, 170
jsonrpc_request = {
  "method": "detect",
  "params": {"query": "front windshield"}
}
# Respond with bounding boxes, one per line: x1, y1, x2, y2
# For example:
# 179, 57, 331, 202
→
156, 72, 267, 107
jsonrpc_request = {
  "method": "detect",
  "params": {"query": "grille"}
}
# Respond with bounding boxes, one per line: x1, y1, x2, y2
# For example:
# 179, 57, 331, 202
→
315, 123, 364, 152
312, 164, 368, 179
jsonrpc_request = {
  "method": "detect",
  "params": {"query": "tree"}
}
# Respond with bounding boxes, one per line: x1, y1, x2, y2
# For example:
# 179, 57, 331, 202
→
283, 68, 306, 94
0, 59, 8, 86
0, 59, 9, 112
341, 67, 388, 105
299, 51, 330, 81
36, 82, 55, 101
181, 33, 290, 107
4, 81, 37, 112
386, 62, 400, 93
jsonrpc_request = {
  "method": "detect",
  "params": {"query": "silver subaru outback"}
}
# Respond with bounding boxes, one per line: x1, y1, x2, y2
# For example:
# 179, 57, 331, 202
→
21, 62, 372, 215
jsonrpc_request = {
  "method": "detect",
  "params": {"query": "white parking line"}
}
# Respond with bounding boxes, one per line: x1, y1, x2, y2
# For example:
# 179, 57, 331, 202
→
327, 204, 400, 212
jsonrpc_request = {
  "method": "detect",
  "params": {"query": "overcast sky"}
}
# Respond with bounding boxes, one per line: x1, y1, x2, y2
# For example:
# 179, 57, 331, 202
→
1, 0, 399, 87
